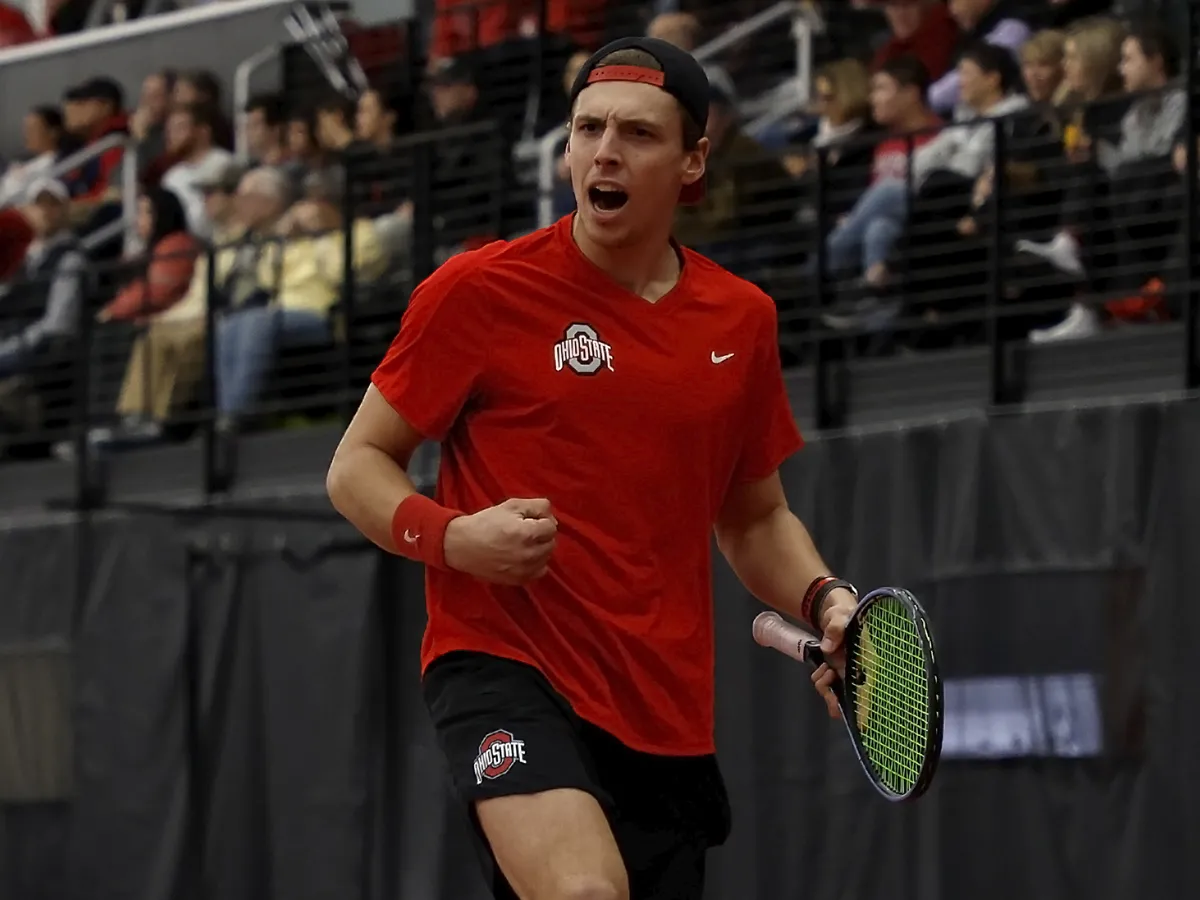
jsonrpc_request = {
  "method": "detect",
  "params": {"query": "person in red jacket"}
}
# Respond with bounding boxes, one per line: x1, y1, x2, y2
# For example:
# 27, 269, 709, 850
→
871, 0, 960, 82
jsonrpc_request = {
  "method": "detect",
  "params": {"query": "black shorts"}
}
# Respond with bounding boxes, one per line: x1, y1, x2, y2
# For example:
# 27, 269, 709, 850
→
422, 651, 731, 900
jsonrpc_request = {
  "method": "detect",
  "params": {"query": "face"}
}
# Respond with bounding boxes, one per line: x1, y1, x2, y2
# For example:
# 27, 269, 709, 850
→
136, 195, 155, 242
1062, 38, 1086, 94
203, 189, 234, 226
23, 113, 55, 154
957, 58, 994, 110
870, 72, 909, 127
813, 77, 846, 126
173, 78, 202, 107
1021, 54, 1061, 103
287, 119, 315, 158
948, 0, 987, 29
165, 110, 196, 155
1119, 37, 1157, 92
140, 74, 170, 122
63, 100, 88, 135
315, 109, 346, 148
430, 81, 476, 122
29, 195, 67, 236
245, 108, 278, 159
884, 0, 924, 41
356, 91, 392, 142
566, 80, 707, 249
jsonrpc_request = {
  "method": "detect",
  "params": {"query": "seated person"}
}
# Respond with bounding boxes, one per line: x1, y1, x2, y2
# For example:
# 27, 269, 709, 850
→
96, 188, 198, 323
817, 56, 942, 292
1022, 23, 1185, 342
213, 170, 387, 428
672, 76, 795, 279
0, 180, 85, 379
93, 161, 246, 446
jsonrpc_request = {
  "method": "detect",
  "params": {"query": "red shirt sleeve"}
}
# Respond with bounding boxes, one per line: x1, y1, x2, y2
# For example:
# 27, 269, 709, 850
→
370, 259, 489, 442
103, 234, 197, 319
731, 303, 804, 484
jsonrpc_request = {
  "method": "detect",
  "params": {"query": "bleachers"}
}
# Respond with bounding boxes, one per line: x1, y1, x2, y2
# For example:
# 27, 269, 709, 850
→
0, 0, 1196, 495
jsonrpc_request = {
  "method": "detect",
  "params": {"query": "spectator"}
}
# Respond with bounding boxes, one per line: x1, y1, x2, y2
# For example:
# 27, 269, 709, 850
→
0, 106, 72, 207
244, 93, 289, 167
929, 0, 1031, 114
315, 93, 358, 156
96, 187, 197, 323
353, 88, 413, 221
782, 59, 873, 186
161, 102, 235, 238
1027, 22, 1186, 341
172, 69, 234, 149
0, 180, 84, 379
283, 107, 325, 190
214, 169, 386, 428
129, 70, 176, 183
61, 77, 128, 207
817, 56, 942, 299
646, 11, 701, 51
1019, 30, 1069, 106
870, 0, 961, 83
95, 160, 246, 447
672, 75, 795, 279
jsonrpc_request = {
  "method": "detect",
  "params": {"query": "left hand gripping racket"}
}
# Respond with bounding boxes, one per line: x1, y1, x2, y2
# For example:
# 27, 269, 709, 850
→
753, 587, 943, 801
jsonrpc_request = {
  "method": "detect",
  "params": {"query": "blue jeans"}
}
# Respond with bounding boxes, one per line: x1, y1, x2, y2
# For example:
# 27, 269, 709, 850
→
825, 178, 909, 276
216, 306, 331, 417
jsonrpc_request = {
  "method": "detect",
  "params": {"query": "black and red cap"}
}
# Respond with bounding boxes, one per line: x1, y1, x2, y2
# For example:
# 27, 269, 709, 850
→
568, 36, 711, 204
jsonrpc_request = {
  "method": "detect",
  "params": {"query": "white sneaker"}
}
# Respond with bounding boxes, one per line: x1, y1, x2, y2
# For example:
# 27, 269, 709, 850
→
1015, 232, 1084, 276
1028, 303, 1101, 344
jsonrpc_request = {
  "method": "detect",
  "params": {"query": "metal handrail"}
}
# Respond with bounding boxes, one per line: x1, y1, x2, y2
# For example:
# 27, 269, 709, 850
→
531, 0, 820, 228
4, 132, 140, 255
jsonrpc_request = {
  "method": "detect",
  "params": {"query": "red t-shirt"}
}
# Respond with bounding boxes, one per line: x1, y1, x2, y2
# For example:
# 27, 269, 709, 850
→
872, 114, 944, 182
371, 215, 803, 755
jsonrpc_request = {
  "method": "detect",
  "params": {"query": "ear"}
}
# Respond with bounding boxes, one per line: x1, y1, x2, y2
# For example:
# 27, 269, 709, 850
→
681, 136, 709, 187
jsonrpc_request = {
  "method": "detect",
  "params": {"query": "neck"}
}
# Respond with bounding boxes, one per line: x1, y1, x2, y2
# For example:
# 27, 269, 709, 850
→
186, 144, 211, 164
977, 92, 1006, 114
896, 107, 933, 132
571, 215, 681, 302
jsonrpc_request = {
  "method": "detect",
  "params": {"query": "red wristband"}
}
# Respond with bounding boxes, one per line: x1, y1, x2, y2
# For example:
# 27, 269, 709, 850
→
390, 494, 463, 571
800, 575, 839, 631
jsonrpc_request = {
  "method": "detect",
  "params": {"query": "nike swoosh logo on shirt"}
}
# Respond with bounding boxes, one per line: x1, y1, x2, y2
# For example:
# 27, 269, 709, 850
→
711, 352, 735, 364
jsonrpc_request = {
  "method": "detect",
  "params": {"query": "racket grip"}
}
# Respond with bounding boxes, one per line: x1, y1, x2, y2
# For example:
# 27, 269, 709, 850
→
752, 611, 825, 667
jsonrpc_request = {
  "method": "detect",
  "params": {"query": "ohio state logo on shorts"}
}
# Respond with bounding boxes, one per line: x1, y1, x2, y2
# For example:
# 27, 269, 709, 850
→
473, 729, 527, 785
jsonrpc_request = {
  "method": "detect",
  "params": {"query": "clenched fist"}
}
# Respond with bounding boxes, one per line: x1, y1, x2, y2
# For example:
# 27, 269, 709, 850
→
444, 498, 558, 585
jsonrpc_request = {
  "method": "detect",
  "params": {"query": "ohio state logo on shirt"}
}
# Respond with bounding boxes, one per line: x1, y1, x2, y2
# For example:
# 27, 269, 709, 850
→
553, 323, 614, 375
473, 729, 527, 785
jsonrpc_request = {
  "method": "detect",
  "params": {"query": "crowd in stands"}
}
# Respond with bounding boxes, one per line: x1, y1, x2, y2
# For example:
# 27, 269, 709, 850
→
0, 0, 1195, 462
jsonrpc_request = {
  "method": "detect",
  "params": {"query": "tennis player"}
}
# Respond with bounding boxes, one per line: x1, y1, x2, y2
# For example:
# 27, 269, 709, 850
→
328, 36, 856, 900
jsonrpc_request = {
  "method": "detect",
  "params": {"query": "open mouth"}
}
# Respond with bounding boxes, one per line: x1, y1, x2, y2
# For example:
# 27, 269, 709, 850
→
588, 187, 629, 212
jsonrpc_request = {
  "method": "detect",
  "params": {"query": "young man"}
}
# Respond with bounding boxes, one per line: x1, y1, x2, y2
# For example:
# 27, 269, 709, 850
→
328, 36, 857, 900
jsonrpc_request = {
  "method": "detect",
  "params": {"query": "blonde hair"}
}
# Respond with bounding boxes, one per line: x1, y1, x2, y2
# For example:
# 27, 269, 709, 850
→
816, 58, 871, 124
1021, 29, 1065, 66
1065, 16, 1126, 99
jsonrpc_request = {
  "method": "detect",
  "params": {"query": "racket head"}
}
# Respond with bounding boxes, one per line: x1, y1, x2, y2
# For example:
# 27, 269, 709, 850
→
837, 587, 943, 801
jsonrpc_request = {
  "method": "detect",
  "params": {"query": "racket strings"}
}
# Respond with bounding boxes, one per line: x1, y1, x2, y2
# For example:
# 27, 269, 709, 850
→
848, 597, 930, 794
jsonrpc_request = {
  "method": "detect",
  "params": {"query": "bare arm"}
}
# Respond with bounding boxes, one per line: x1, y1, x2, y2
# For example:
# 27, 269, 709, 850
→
716, 471, 857, 718
326, 384, 425, 554
714, 471, 856, 631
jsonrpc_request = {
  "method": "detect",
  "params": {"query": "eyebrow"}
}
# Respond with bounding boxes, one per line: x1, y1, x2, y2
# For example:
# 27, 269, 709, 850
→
573, 113, 664, 132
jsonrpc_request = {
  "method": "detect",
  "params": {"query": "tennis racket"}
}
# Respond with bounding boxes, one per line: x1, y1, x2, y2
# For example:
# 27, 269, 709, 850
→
752, 587, 943, 801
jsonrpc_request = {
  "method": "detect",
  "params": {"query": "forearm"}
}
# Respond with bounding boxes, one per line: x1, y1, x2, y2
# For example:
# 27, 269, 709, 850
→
716, 506, 847, 625
326, 443, 420, 553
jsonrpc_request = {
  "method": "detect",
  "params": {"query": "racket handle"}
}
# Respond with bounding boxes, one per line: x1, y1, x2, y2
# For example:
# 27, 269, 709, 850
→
752, 611, 826, 668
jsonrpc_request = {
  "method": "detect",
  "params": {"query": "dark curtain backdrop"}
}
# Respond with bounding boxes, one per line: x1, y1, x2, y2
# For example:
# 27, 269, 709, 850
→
0, 399, 1196, 900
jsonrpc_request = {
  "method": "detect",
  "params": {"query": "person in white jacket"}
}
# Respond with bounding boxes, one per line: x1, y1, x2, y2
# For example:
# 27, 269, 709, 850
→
823, 42, 1028, 330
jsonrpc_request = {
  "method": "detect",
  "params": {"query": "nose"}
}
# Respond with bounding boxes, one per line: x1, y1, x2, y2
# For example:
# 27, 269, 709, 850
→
592, 123, 622, 168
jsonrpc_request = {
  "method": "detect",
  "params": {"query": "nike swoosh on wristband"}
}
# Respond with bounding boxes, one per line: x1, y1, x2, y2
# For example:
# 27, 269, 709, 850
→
404, 530, 419, 543
711, 352, 735, 364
